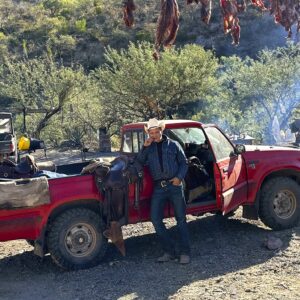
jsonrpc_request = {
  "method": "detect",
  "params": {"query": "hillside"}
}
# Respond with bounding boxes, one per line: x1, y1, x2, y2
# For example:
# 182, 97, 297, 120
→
0, 0, 289, 69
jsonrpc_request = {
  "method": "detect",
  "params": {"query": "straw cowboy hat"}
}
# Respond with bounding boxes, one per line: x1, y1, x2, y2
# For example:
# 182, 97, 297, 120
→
144, 118, 165, 133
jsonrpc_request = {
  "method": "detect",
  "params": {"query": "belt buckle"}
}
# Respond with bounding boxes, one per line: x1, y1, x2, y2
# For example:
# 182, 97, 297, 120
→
161, 180, 167, 188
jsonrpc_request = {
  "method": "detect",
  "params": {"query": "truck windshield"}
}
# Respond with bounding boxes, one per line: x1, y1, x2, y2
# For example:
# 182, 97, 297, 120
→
168, 127, 206, 145
0, 118, 12, 134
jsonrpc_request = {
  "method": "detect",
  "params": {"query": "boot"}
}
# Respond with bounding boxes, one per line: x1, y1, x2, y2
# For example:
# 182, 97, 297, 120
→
156, 253, 175, 263
179, 254, 190, 264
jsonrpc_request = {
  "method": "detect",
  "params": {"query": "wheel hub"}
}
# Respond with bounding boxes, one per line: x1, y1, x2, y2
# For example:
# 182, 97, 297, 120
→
65, 223, 96, 257
273, 190, 296, 219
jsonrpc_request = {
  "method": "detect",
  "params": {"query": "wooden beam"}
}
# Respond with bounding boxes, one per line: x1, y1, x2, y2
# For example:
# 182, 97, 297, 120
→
0, 108, 52, 114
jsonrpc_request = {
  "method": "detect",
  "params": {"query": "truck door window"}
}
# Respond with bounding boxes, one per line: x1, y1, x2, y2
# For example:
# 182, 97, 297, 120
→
132, 131, 139, 153
138, 131, 145, 151
122, 132, 133, 153
122, 130, 145, 153
205, 127, 234, 161
0, 118, 12, 134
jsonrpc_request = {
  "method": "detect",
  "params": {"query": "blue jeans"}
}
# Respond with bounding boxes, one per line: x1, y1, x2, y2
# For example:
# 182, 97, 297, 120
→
151, 182, 190, 255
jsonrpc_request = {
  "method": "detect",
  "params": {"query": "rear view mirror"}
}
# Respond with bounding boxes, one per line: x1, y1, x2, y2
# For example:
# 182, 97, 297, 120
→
235, 144, 246, 154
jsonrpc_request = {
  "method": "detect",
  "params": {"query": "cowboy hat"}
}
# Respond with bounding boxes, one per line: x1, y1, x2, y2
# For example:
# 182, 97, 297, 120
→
144, 118, 165, 133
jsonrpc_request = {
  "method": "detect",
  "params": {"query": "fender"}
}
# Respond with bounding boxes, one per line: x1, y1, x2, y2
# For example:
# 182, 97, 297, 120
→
246, 166, 300, 205
34, 197, 104, 257
0, 175, 104, 249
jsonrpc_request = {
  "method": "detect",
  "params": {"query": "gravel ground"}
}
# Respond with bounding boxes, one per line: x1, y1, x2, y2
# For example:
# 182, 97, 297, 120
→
1, 209, 300, 300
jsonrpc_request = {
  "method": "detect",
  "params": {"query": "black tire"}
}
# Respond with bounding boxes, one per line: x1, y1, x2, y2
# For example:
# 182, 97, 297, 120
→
259, 177, 300, 230
47, 208, 108, 270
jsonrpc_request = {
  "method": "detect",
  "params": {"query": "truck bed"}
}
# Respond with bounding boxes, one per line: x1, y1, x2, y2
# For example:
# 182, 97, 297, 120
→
0, 174, 101, 242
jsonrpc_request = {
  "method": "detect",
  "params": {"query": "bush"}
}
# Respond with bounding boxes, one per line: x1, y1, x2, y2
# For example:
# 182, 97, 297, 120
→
75, 19, 87, 33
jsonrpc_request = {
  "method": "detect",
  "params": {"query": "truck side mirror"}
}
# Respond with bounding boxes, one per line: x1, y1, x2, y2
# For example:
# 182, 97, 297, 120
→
235, 144, 246, 154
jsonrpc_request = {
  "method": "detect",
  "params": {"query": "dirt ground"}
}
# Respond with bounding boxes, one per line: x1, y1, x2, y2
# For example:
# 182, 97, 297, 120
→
1, 209, 299, 300
0, 150, 300, 299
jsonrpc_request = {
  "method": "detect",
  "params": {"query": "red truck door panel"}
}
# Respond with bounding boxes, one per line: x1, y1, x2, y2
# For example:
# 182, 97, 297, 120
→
217, 155, 248, 213
204, 126, 248, 214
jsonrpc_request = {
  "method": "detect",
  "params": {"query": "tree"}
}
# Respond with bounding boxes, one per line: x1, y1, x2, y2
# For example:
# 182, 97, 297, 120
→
93, 42, 219, 126
59, 84, 106, 147
0, 56, 88, 138
219, 44, 300, 143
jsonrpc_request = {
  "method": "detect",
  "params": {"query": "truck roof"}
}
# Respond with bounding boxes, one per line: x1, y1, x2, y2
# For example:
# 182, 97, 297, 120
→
122, 119, 205, 130
0, 112, 12, 118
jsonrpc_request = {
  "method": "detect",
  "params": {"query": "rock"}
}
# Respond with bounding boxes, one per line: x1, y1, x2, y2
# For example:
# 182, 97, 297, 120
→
265, 236, 283, 250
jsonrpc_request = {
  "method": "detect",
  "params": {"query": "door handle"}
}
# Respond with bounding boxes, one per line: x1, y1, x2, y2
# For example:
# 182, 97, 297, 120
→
222, 167, 228, 179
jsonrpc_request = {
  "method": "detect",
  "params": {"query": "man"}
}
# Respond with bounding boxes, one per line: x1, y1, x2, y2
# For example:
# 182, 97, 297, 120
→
137, 118, 190, 264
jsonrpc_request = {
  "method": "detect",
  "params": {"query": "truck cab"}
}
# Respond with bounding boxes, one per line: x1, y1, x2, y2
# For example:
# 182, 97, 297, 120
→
121, 120, 248, 221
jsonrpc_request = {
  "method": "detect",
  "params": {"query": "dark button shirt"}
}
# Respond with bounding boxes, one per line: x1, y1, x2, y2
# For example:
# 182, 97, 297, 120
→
157, 140, 164, 172
137, 135, 188, 181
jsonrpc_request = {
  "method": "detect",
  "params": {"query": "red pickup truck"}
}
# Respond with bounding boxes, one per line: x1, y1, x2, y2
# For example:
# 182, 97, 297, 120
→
1, 120, 300, 270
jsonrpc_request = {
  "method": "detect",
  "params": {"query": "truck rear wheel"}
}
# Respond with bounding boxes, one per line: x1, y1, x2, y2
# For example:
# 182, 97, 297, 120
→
47, 208, 108, 270
259, 177, 300, 230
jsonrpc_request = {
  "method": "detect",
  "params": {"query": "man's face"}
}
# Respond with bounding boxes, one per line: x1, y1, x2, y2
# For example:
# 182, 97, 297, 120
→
148, 127, 163, 142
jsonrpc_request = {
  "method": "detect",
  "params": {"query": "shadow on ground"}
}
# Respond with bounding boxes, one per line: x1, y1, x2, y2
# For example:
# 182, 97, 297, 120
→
0, 215, 296, 300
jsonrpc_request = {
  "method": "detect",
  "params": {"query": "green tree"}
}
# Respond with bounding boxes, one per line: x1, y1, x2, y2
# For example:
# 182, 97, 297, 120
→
0, 56, 89, 138
93, 42, 219, 126
59, 83, 105, 148
219, 44, 300, 143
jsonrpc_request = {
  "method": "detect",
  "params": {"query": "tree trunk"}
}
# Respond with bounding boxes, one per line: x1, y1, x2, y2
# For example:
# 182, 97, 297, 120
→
32, 83, 73, 138
263, 122, 276, 145
33, 107, 61, 139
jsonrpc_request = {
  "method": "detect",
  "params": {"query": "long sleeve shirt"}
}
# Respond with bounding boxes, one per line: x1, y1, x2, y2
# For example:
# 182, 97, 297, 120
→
136, 135, 188, 181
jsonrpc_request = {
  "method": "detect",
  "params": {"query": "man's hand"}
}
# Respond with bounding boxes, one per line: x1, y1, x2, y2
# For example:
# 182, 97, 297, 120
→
144, 138, 153, 147
170, 177, 182, 186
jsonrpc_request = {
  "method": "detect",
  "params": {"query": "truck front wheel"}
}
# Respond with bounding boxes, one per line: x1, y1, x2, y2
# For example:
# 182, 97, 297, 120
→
47, 208, 108, 270
259, 177, 300, 230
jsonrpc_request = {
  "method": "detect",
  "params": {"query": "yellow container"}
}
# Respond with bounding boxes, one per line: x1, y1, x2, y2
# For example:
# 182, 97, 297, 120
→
18, 136, 30, 151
